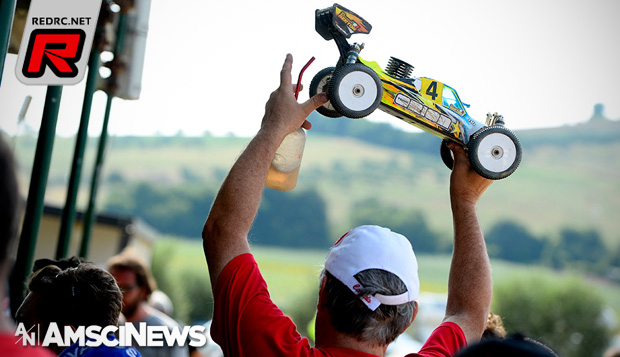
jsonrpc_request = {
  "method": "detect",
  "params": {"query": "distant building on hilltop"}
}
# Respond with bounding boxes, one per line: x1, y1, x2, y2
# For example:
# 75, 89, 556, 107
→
590, 103, 610, 123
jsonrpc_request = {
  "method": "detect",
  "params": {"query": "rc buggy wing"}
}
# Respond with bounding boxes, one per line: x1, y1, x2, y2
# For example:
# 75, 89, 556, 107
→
315, 3, 371, 41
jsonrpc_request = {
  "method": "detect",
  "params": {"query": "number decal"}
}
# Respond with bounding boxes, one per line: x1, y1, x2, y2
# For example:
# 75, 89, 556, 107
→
426, 81, 438, 100
420, 78, 444, 104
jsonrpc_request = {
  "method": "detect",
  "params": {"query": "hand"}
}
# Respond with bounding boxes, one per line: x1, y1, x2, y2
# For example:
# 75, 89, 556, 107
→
448, 142, 493, 206
260, 54, 328, 139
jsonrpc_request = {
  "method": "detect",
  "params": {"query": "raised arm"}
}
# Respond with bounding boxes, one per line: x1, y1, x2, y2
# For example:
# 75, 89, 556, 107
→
443, 142, 494, 344
202, 54, 328, 287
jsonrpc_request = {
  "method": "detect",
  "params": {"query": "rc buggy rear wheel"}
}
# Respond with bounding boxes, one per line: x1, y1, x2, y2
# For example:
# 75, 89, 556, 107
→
467, 126, 522, 180
328, 63, 383, 118
309, 67, 342, 118
440, 139, 454, 170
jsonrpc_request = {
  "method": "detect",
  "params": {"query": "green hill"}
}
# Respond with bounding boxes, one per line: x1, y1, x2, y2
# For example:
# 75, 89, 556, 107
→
9, 117, 620, 249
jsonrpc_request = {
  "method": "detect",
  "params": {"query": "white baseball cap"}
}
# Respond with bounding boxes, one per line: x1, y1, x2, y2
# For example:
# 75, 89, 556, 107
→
324, 225, 420, 311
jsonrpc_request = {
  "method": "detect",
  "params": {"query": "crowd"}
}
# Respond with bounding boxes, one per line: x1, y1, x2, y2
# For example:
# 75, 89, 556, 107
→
1, 53, 616, 356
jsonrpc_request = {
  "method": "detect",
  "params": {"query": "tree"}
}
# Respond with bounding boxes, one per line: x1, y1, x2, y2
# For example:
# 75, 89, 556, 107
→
104, 182, 331, 247
486, 220, 545, 263
151, 240, 214, 324
493, 273, 612, 357
560, 228, 606, 264
250, 188, 330, 248
104, 182, 216, 238
350, 198, 441, 253
607, 243, 620, 283
549, 228, 607, 272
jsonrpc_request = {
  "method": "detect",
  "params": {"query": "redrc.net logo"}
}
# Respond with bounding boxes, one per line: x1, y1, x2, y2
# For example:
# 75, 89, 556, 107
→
15, 0, 102, 85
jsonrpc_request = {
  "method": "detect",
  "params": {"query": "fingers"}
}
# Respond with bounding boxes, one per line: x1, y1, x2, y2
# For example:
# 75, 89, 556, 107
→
265, 53, 327, 134
301, 120, 312, 130
280, 54, 293, 88
447, 141, 493, 205
447, 142, 468, 165
300, 93, 329, 116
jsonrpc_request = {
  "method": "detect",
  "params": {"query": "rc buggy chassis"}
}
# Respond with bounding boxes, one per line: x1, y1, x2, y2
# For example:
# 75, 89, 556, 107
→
310, 4, 522, 180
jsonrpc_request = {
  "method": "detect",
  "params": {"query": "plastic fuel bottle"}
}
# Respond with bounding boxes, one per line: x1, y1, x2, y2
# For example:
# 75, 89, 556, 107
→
265, 127, 306, 191
265, 56, 315, 191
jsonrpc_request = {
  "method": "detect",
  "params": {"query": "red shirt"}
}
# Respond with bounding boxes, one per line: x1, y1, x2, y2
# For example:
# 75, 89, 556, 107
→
212, 253, 466, 356
0, 333, 55, 357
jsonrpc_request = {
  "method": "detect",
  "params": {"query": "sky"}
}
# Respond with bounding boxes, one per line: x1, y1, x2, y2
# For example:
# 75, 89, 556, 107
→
1, 0, 619, 138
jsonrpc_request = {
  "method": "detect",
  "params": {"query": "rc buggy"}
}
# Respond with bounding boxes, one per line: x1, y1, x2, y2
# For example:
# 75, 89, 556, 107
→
309, 4, 522, 180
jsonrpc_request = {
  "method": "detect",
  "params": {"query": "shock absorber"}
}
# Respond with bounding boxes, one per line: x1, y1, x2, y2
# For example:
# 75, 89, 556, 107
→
486, 112, 505, 126
346, 43, 365, 64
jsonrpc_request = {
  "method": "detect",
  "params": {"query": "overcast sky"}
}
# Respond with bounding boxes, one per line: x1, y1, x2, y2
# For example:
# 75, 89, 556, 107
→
1, 0, 619, 137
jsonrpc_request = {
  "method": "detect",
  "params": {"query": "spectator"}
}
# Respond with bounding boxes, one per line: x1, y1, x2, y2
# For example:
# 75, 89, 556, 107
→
15, 256, 140, 356
107, 249, 188, 357
454, 333, 559, 357
202, 54, 494, 356
149, 290, 174, 317
0, 136, 54, 356
481, 311, 507, 341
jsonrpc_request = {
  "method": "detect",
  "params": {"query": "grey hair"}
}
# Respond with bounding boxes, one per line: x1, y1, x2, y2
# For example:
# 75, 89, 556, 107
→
320, 268, 416, 347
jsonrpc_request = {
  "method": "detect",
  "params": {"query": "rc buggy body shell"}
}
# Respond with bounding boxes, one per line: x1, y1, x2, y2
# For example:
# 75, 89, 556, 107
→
311, 3, 522, 180
360, 57, 484, 145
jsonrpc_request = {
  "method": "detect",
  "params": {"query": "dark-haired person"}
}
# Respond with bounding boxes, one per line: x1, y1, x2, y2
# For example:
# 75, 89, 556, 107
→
202, 54, 494, 356
15, 257, 141, 356
107, 250, 188, 357
454, 333, 559, 357
0, 135, 53, 356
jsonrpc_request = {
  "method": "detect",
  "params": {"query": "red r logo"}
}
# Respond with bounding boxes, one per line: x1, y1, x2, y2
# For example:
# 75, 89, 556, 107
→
22, 29, 86, 78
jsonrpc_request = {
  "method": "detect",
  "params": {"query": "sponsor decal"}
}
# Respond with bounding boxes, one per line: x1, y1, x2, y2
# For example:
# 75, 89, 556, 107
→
394, 93, 452, 130
334, 6, 369, 34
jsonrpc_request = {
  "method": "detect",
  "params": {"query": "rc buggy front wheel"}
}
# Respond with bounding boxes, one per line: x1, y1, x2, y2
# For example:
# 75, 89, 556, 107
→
467, 126, 522, 180
309, 67, 342, 118
328, 63, 383, 118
